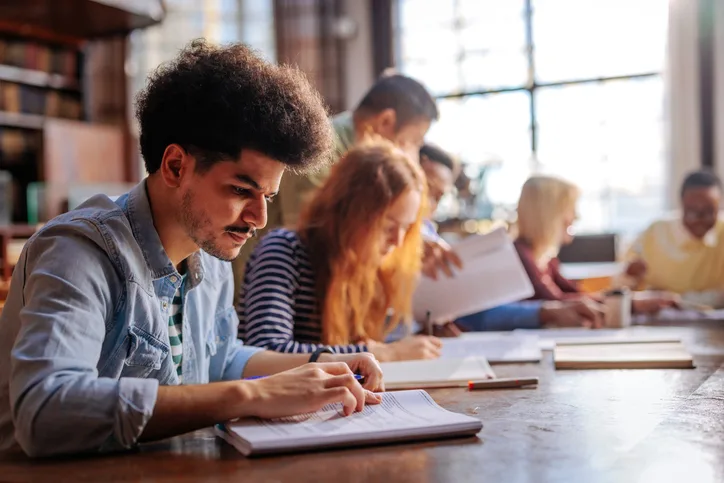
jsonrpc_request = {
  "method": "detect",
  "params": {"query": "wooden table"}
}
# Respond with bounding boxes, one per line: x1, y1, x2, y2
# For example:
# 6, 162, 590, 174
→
2, 320, 723, 482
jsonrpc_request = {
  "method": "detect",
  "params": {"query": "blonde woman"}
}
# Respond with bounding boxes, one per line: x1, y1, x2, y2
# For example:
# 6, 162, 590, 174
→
514, 175, 675, 315
514, 176, 582, 300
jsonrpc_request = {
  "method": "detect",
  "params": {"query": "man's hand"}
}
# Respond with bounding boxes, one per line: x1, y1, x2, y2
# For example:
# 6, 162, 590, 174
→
318, 352, 384, 392
625, 259, 648, 280
422, 238, 463, 280
367, 335, 442, 362
432, 321, 463, 338
539, 299, 606, 328
632, 292, 679, 315
240, 362, 382, 419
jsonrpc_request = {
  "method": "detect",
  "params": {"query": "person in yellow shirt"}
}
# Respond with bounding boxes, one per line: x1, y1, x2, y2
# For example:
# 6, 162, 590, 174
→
624, 170, 724, 307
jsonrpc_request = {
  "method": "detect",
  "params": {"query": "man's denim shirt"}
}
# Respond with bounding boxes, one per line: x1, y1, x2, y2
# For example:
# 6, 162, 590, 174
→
0, 181, 262, 456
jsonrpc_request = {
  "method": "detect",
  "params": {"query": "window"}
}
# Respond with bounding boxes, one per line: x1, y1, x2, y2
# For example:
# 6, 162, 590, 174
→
396, 0, 669, 237
126, 0, 276, 175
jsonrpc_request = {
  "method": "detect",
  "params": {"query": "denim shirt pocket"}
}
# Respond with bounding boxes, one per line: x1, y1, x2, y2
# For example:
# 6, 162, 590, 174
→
124, 325, 169, 377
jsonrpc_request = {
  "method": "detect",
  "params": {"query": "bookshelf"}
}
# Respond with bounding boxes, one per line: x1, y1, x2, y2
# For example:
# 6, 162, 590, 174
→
0, 64, 80, 91
0, 0, 163, 282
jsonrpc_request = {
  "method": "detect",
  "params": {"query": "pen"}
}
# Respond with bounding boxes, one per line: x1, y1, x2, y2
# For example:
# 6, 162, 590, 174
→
425, 310, 432, 336
467, 377, 539, 390
245, 374, 365, 382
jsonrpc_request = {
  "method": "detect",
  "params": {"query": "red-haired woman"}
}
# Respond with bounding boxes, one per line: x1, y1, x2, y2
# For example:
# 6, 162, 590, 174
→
237, 141, 441, 361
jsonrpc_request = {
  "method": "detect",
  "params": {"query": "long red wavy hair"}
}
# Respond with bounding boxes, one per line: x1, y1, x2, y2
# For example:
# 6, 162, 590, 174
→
298, 140, 427, 345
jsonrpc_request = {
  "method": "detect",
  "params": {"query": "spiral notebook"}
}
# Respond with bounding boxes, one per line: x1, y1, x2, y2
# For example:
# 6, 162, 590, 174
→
217, 390, 483, 456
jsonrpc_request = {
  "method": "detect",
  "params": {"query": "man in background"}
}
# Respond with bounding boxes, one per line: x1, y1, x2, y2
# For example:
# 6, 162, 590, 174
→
233, 73, 443, 298
624, 170, 724, 308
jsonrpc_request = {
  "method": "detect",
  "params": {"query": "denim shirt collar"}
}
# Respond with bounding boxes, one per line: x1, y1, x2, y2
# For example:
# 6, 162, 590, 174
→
123, 180, 205, 289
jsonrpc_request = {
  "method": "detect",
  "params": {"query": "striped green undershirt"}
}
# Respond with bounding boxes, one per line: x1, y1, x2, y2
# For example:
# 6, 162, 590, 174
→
168, 278, 185, 382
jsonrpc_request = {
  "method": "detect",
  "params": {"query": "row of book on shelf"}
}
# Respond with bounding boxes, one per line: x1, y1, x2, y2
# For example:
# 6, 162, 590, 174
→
0, 39, 78, 77
0, 80, 82, 119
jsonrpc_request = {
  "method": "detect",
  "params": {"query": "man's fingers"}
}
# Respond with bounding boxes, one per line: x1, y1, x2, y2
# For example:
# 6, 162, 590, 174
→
325, 375, 366, 414
323, 386, 359, 416
364, 390, 382, 405
444, 249, 463, 269
445, 322, 463, 337
422, 261, 438, 280
311, 361, 355, 377
574, 302, 598, 321
439, 257, 455, 278
354, 356, 384, 392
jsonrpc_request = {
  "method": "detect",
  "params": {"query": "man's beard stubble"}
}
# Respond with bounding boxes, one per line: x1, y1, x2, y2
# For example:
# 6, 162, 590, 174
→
180, 190, 257, 262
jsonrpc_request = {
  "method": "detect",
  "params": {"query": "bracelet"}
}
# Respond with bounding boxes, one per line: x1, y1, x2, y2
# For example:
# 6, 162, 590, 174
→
309, 346, 334, 363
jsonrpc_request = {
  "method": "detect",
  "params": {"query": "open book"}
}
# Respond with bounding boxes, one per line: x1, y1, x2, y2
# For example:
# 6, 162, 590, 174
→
217, 390, 483, 456
413, 228, 534, 323
380, 357, 495, 390
554, 340, 695, 369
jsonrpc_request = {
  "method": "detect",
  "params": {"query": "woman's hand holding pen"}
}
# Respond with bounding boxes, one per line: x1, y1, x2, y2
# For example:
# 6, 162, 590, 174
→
367, 336, 442, 362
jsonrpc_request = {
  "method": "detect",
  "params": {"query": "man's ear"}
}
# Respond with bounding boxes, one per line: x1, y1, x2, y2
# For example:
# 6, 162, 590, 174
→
370, 108, 397, 139
159, 144, 192, 188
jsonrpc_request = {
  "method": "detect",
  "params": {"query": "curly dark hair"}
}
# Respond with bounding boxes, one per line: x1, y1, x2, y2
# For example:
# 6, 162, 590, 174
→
135, 39, 333, 174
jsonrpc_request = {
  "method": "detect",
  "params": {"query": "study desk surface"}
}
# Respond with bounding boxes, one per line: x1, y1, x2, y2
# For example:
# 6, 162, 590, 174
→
2, 320, 723, 483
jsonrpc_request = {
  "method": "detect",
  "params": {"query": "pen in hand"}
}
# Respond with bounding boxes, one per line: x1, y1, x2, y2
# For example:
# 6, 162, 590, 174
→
245, 374, 365, 382
425, 310, 433, 336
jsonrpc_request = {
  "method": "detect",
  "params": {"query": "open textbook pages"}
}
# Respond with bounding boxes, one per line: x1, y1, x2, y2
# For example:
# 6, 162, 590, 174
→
412, 228, 534, 323
441, 333, 542, 364
380, 356, 495, 390
217, 390, 483, 456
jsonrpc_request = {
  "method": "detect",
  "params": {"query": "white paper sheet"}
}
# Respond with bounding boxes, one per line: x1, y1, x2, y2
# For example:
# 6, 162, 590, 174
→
514, 327, 683, 350
413, 228, 534, 323
379, 356, 495, 389
441, 333, 542, 363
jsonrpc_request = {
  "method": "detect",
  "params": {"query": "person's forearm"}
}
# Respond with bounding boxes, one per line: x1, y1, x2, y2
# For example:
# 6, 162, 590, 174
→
241, 350, 313, 377
140, 381, 250, 442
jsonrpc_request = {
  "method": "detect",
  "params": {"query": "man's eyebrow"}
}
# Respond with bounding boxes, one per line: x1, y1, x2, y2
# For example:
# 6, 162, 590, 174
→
234, 174, 262, 190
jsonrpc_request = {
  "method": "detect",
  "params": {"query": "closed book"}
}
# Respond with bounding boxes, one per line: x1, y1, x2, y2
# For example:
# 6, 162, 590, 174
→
554, 340, 695, 369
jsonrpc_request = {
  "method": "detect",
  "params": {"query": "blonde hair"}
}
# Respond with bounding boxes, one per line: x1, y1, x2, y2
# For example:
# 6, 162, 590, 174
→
516, 175, 580, 262
298, 139, 426, 345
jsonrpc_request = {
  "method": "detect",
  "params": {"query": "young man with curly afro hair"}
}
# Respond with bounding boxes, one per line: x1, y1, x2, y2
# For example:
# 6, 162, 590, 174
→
0, 40, 383, 458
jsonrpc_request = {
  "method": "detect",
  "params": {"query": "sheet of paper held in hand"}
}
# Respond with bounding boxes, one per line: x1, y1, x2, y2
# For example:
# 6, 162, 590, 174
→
413, 228, 534, 323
